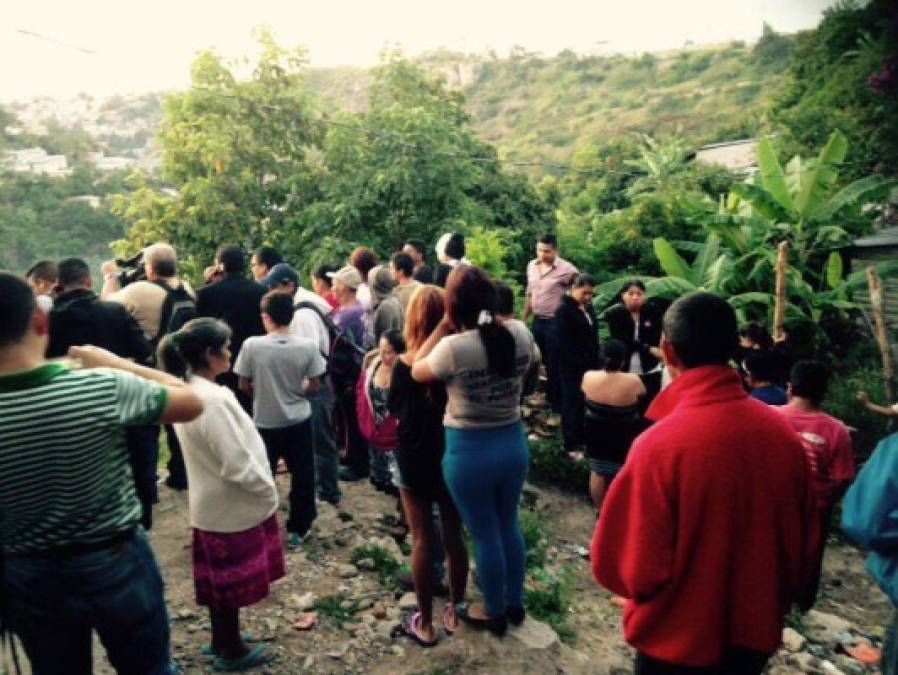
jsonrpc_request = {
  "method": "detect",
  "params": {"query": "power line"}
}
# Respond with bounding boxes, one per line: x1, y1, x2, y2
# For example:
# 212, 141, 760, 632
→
3, 26, 99, 56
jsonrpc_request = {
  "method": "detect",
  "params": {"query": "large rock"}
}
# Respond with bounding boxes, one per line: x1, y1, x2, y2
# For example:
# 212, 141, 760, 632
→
783, 626, 807, 652
508, 616, 559, 651
806, 610, 852, 634
398, 592, 417, 610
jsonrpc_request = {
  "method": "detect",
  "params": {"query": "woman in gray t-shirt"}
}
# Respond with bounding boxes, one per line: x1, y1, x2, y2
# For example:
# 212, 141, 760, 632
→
413, 265, 536, 636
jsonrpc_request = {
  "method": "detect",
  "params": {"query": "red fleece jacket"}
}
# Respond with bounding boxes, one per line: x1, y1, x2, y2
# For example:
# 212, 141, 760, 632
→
591, 365, 813, 667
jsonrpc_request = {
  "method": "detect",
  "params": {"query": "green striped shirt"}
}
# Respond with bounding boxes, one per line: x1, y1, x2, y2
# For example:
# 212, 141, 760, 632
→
0, 363, 167, 553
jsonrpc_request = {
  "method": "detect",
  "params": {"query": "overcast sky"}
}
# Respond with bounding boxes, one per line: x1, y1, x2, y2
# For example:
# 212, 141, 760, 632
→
2, 0, 836, 100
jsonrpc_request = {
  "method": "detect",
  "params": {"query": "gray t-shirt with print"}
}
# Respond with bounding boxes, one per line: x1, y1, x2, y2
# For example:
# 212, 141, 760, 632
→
234, 332, 326, 429
425, 319, 536, 429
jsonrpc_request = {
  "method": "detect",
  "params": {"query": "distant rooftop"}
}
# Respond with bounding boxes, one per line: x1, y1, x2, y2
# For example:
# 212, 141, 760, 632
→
851, 226, 898, 249
694, 138, 758, 172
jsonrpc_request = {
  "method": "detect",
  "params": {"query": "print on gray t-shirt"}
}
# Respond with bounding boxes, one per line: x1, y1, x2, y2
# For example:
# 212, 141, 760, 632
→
233, 332, 327, 429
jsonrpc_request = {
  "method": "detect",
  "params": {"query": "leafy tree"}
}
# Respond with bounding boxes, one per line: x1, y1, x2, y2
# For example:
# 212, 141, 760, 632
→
112, 29, 324, 278
772, 0, 898, 179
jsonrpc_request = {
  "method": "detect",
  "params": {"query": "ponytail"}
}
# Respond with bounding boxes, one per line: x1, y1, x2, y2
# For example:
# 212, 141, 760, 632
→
478, 320, 516, 378
156, 318, 232, 380
157, 333, 189, 379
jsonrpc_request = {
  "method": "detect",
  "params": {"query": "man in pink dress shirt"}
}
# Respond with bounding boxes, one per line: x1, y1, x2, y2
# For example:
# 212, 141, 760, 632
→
523, 234, 578, 411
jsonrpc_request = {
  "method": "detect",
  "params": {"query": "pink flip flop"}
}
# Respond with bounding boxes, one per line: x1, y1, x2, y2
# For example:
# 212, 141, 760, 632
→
398, 610, 439, 648
443, 604, 457, 636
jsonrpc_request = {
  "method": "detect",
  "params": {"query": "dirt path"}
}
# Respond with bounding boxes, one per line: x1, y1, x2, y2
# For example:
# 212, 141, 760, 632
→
84, 473, 889, 674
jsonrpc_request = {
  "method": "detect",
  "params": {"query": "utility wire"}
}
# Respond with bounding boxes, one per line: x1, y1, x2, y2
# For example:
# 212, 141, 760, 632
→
3, 26, 99, 56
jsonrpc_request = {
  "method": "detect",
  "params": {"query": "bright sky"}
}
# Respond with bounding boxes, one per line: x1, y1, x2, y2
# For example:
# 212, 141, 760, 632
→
2, 0, 835, 100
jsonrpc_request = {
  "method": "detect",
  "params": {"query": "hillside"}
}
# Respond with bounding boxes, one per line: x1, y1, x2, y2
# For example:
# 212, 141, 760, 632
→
305, 41, 787, 169
4, 40, 788, 174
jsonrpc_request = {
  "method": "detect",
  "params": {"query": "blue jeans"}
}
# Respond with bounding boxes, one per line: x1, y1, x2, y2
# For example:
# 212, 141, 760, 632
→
532, 317, 561, 411
5, 528, 174, 675
443, 421, 528, 616
310, 382, 342, 505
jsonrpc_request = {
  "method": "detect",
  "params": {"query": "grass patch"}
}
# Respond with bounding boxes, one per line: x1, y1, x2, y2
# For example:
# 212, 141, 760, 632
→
313, 594, 360, 626
520, 508, 550, 571
520, 504, 577, 642
351, 543, 400, 588
525, 565, 577, 643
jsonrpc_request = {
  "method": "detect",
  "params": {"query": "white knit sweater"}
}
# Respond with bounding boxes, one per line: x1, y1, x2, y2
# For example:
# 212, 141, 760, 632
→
173, 375, 278, 533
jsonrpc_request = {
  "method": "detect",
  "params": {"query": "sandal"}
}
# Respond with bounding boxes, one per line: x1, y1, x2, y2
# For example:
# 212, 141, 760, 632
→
200, 633, 255, 657
455, 602, 507, 637
442, 604, 457, 636
396, 610, 438, 648
212, 643, 275, 671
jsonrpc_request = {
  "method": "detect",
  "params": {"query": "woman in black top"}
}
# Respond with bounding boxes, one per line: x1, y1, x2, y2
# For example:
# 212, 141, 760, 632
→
553, 274, 600, 452
605, 279, 663, 375
388, 285, 468, 647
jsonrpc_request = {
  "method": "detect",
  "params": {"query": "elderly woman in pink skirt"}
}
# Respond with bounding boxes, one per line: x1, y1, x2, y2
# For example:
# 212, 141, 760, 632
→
159, 318, 283, 671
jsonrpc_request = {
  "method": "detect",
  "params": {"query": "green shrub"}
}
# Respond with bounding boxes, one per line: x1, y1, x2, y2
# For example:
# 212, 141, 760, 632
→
528, 437, 589, 493
824, 362, 893, 461
524, 566, 577, 642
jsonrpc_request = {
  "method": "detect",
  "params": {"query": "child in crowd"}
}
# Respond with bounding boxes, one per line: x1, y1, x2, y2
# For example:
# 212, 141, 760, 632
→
777, 360, 855, 609
235, 291, 327, 551
159, 318, 280, 671
743, 350, 788, 405
358, 330, 407, 535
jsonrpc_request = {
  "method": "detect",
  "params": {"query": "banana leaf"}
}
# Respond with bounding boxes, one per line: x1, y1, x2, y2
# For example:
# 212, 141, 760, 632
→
756, 138, 796, 215
812, 175, 898, 222
653, 238, 691, 281
794, 130, 848, 221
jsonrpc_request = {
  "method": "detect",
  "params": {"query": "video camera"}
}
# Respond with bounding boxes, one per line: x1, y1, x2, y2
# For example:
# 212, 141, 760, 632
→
115, 251, 147, 287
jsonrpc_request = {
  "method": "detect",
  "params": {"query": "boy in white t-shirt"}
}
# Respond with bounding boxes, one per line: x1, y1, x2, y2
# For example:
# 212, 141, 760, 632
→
235, 291, 326, 550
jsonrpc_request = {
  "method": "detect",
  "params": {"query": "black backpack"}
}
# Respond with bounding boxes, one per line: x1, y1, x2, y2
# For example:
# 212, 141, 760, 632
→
295, 301, 365, 382
150, 279, 197, 359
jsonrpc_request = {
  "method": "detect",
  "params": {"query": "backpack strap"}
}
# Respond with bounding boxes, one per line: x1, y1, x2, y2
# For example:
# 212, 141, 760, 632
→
150, 278, 187, 346
295, 301, 366, 357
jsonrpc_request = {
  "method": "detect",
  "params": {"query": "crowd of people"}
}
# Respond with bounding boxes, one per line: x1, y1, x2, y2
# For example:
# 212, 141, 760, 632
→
2, 231, 896, 674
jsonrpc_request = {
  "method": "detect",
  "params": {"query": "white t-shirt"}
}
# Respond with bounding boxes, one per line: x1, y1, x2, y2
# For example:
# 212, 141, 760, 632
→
425, 319, 536, 429
234, 332, 326, 428
173, 376, 278, 533
290, 287, 332, 356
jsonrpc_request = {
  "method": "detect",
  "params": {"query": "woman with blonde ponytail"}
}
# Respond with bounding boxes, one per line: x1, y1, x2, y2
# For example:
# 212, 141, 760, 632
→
158, 318, 281, 671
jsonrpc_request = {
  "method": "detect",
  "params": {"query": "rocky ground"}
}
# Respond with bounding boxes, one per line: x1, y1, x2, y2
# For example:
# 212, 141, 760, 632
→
82, 467, 894, 674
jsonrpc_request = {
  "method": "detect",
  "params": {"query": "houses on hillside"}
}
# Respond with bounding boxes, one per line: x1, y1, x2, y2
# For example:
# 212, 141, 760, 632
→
1, 147, 157, 176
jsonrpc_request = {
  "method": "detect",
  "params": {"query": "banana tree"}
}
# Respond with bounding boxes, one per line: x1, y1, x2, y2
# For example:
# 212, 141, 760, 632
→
729, 130, 895, 275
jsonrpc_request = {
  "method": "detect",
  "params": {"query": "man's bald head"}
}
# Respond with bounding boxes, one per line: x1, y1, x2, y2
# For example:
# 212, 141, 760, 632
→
144, 244, 178, 279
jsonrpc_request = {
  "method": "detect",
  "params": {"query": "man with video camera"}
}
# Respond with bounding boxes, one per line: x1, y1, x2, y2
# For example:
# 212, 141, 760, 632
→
101, 243, 196, 491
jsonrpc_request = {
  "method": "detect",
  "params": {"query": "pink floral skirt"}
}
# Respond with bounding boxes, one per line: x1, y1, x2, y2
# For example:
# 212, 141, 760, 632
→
192, 514, 285, 610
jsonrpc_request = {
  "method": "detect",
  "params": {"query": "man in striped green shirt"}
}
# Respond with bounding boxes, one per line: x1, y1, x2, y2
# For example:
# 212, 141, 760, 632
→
0, 272, 203, 675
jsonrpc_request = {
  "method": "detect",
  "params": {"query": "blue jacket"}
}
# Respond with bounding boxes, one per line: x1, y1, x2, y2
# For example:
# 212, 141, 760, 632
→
842, 432, 898, 605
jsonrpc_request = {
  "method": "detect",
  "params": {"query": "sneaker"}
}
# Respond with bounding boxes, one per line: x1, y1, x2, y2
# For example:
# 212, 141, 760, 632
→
287, 532, 303, 552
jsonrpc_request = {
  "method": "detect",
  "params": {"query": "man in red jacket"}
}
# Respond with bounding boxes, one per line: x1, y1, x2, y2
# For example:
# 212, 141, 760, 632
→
591, 292, 813, 674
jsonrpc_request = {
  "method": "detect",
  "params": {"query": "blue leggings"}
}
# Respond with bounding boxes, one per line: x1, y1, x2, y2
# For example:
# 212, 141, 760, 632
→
443, 421, 528, 616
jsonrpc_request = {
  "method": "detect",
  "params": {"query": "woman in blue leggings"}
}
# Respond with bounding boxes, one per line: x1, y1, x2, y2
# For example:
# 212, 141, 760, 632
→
413, 265, 538, 636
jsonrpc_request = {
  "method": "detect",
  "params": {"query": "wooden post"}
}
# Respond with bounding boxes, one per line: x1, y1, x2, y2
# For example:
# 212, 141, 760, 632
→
867, 266, 896, 403
773, 241, 789, 342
